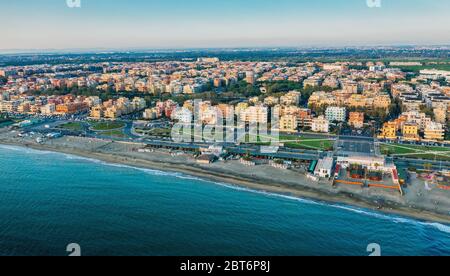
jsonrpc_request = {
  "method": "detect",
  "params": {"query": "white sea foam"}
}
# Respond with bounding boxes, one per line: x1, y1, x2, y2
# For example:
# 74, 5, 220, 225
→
2, 143, 449, 234
0, 144, 27, 152
0, 144, 59, 156
210, 181, 450, 234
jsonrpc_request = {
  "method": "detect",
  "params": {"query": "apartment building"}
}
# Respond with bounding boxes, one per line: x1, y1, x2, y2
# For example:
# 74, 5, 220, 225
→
424, 122, 445, 141
325, 106, 347, 122
349, 112, 364, 129
378, 122, 398, 140
40, 103, 56, 115
171, 108, 193, 123
240, 105, 268, 124
0, 100, 19, 113
280, 91, 301, 106
402, 123, 420, 142
90, 105, 104, 119
303, 77, 322, 88
279, 115, 298, 132
400, 111, 432, 131
311, 116, 330, 133
434, 105, 448, 124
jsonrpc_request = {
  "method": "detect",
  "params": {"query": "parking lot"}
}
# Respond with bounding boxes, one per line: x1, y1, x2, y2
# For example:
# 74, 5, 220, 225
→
335, 137, 376, 156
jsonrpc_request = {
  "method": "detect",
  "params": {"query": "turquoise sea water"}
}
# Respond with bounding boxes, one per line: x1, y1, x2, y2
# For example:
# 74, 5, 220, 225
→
0, 145, 449, 256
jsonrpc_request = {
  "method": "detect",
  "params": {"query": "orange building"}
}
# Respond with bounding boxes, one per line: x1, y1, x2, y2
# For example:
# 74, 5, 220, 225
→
56, 102, 87, 114
378, 122, 397, 140
349, 112, 364, 129
402, 123, 420, 142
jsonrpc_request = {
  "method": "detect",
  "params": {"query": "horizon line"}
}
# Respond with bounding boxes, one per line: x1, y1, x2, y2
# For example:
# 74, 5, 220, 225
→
1, 44, 450, 55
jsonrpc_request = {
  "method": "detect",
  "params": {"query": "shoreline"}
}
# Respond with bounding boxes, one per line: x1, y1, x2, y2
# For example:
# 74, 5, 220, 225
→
1, 138, 450, 225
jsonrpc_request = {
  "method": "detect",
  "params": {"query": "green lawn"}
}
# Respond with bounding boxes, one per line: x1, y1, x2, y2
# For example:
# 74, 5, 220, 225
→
381, 143, 450, 161
392, 64, 450, 73
90, 121, 126, 131
281, 135, 334, 151
59, 122, 84, 131
101, 129, 127, 138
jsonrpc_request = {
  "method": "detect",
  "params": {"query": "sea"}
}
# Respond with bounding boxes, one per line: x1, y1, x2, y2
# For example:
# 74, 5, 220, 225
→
0, 144, 449, 256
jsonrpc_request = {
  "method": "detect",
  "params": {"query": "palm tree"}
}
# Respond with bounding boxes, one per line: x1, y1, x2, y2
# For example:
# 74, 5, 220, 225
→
374, 163, 380, 171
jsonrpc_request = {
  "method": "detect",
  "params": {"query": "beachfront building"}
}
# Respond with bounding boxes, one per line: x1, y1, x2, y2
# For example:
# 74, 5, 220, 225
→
325, 106, 346, 122
336, 155, 401, 188
314, 157, 334, 178
311, 116, 330, 133
336, 156, 392, 172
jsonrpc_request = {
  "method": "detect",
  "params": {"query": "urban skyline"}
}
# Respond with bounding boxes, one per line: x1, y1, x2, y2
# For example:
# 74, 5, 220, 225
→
1, 0, 450, 258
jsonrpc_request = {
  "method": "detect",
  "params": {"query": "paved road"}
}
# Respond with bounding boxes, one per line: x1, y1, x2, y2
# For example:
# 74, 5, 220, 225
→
393, 157, 450, 170
17, 118, 450, 167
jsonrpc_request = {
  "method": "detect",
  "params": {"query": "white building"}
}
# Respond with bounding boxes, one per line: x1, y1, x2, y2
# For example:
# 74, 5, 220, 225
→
325, 106, 346, 122
0, 100, 19, 113
280, 91, 301, 106
336, 156, 394, 173
172, 107, 193, 123
424, 122, 445, 141
240, 105, 268, 124
84, 96, 101, 107
40, 103, 56, 115
131, 97, 147, 111
323, 64, 346, 71
314, 157, 334, 178
143, 108, 159, 120
200, 107, 219, 125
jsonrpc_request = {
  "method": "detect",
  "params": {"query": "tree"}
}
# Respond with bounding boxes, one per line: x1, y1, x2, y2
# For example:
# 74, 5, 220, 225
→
420, 106, 434, 120
423, 163, 433, 172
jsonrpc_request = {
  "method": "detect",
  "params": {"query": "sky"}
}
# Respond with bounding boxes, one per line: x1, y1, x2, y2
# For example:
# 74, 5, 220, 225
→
1, 0, 450, 51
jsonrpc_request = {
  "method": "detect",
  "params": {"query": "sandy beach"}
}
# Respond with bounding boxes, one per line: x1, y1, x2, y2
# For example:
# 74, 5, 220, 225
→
0, 130, 449, 225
